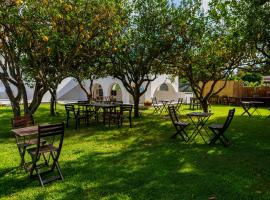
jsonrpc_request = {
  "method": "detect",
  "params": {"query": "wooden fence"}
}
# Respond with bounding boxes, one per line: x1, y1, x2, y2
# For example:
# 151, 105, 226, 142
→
202, 80, 270, 98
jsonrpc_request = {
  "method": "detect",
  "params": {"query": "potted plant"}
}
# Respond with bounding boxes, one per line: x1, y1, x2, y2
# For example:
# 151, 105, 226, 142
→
144, 100, 152, 107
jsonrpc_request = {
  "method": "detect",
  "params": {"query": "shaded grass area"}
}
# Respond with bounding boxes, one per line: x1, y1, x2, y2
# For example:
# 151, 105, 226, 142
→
0, 104, 270, 199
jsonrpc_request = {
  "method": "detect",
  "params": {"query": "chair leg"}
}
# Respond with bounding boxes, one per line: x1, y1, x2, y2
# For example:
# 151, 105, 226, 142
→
75, 119, 78, 129
50, 151, 64, 181
66, 118, 69, 128
129, 117, 132, 128
36, 168, 44, 187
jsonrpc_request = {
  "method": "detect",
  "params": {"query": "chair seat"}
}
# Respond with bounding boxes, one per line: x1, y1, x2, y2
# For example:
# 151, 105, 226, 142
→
17, 138, 46, 148
209, 124, 223, 130
28, 144, 58, 155
175, 121, 189, 126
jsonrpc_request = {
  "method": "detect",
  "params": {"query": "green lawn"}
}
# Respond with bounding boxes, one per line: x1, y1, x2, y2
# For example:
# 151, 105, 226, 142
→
0, 104, 270, 200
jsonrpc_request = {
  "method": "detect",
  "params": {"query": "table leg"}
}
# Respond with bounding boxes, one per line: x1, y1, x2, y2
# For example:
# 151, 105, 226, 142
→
241, 105, 252, 116
159, 102, 167, 115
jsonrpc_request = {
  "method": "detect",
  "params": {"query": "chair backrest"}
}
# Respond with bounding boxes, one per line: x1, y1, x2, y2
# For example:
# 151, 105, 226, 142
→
176, 98, 183, 107
120, 104, 133, 115
11, 115, 34, 129
168, 105, 179, 125
223, 108, 235, 130
78, 100, 89, 104
37, 123, 65, 155
65, 104, 75, 117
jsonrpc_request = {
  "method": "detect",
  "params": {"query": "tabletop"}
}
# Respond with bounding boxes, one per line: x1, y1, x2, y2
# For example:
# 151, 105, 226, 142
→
159, 100, 171, 103
11, 125, 38, 137
241, 101, 264, 105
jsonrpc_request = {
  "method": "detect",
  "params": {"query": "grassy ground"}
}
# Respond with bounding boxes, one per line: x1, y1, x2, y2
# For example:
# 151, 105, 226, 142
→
0, 104, 270, 200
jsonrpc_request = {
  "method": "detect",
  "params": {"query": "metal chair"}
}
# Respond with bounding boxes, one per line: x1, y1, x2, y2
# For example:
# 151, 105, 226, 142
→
168, 105, 189, 141
208, 108, 235, 147
27, 123, 65, 187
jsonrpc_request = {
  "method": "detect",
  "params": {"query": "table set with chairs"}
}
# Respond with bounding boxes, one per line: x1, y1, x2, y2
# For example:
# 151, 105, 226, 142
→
11, 116, 65, 187
168, 105, 235, 146
151, 97, 183, 115
64, 100, 133, 129
10, 99, 133, 187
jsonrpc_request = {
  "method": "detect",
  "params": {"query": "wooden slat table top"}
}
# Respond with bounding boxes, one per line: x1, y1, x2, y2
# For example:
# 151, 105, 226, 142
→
11, 125, 38, 137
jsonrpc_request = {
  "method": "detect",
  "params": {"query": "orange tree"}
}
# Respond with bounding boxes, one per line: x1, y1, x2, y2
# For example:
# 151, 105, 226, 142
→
109, 0, 178, 117
67, 0, 124, 101
169, 0, 248, 112
0, 0, 48, 117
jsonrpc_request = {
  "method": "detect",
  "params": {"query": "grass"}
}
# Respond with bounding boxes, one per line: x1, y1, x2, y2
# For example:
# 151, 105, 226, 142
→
0, 103, 270, 200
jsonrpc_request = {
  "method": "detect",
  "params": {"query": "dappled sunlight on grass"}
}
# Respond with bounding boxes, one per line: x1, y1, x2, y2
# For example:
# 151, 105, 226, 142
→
1, 104, 270, 199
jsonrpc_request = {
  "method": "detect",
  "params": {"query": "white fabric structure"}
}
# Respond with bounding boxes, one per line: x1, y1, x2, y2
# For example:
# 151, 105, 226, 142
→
57, 75, 179, 104
0, 75, 182, 104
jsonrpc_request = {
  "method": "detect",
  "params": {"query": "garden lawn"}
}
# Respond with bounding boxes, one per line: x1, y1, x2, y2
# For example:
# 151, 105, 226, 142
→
0, 104, 270, 200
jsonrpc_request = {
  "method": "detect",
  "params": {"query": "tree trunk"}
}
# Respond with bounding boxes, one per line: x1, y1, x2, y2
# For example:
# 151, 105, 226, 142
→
28, 81, 47, 116
11, 101, 21, 117
21, 83, 30, 115
133, 90, 140, 117
1, 79, 21, 117
88, 79, 93, 101
50, 89, 57, 116
201, 98, 209, 113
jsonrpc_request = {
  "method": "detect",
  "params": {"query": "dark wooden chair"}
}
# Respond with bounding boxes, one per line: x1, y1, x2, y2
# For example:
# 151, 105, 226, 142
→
168, 105, 189, 141
11, 115, 35, 129
65, 104, 87, 129
152, 97, 163, 114
209, 95, 219, 105
220, 96, 229, 105
111, 104, 133, 128
11, 115, 46, 168
208, 108, 235, 147
189, 97, 201, 110
27, 123, 65, 187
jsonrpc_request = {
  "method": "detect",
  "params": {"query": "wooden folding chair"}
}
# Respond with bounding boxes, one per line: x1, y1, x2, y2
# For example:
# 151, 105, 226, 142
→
110, 104, 133, 128
65, 104, 87, 129
189, 97, 201, 110
168, 105, 189, 141
208, 108, 235, 147
152, 97, 163, 114
27, 123, 65, 187
171, 98, 183, 113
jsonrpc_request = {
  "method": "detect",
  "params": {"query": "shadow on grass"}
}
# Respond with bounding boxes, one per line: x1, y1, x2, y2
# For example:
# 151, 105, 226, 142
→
1, 105, 270, 199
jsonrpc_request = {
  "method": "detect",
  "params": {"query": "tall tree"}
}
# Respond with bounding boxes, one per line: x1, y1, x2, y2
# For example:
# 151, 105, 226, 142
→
110, 0, 176, 117
230, 0, 270, 68
68, 0, 122, 101
0, 1, 48, 117
169, 0, 247, 112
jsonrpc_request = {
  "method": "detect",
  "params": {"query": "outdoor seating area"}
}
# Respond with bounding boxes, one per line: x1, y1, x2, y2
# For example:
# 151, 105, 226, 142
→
1, 0, 270, 198
1, 103, 270, 199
